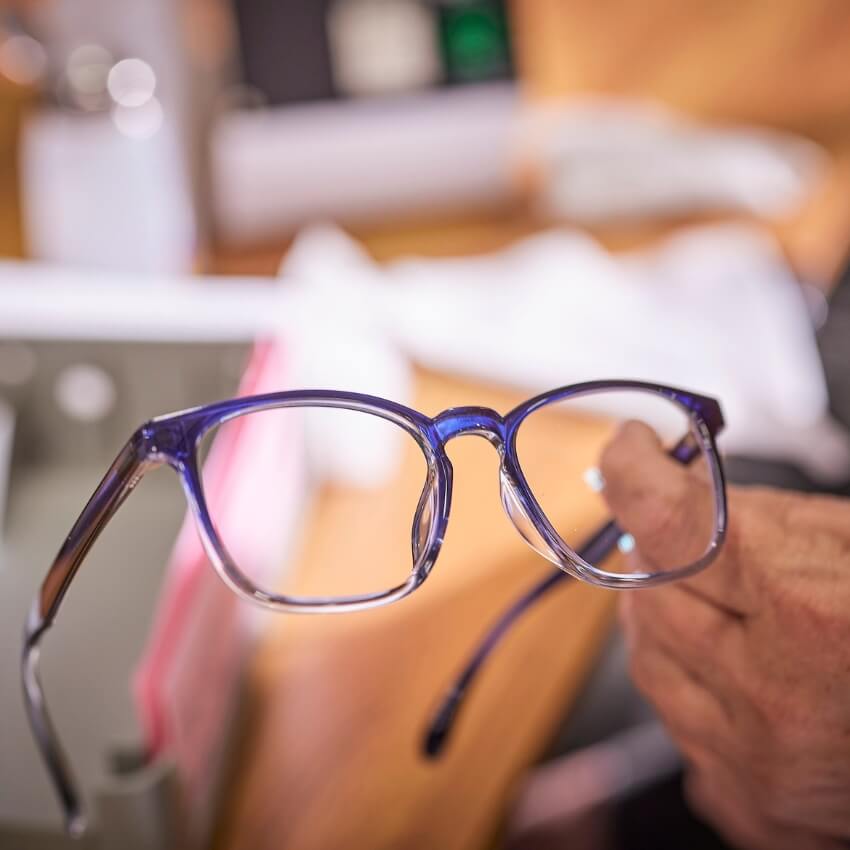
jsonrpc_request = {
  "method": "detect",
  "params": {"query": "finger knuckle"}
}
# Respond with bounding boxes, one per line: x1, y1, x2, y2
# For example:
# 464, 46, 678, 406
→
728, 490, 790, 598
682, 612, 724, 657
599, 424, 636, 478
747, 680, 811, 749
726, 654, 764, 711
749, 766, 795, 822
636, 488, 690, 558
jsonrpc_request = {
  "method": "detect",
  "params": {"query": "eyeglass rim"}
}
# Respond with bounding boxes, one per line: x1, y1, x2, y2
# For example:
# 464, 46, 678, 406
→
503, 383, 727, 587
169, 379, 726, 611
177, 391, 447, 613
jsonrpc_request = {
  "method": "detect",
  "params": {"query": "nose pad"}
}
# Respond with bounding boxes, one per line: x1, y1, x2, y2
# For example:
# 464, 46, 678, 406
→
499, 467, 560, 563
411, 474, 437, 566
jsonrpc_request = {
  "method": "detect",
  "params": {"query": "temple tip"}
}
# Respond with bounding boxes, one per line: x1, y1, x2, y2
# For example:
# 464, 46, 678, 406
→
67, 810, 87, 839
423, 725, 448, 758
422, 689, 463, 759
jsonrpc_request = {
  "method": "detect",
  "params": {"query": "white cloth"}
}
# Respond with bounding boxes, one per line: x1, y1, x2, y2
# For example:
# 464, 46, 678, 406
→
524, 98, 826, 222
282, 224, 850, 484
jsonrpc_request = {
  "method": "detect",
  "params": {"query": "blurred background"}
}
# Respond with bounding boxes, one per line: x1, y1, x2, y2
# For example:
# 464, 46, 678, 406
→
2, 2, 850, 849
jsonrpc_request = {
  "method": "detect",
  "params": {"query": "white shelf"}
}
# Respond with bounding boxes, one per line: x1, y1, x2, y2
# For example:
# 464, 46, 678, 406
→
211, 83, 520, 244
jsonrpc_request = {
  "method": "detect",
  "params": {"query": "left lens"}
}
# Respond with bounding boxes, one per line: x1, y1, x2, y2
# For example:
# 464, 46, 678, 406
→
513, 388, 719, 577
198, 404, 432, 601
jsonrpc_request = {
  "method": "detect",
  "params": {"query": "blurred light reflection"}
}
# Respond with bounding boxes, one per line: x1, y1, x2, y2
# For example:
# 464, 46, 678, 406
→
107, 58, 156, 108
0, 34, 47, 86
111, 96, 164, 139
66, 44, 112, 108
53, 363, 117, 423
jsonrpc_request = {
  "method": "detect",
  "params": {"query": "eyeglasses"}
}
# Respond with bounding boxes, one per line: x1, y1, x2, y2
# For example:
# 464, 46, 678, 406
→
22, 379, 727, 836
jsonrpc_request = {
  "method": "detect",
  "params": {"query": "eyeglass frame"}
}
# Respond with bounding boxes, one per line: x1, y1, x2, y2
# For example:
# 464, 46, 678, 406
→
22, 378, 726, 836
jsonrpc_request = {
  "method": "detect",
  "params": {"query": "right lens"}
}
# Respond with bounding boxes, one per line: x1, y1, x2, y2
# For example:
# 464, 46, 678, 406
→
514, 388, 718, 577
198, 404, 432, 601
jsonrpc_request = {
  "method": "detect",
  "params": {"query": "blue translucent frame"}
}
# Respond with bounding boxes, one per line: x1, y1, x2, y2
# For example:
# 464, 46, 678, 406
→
22, 380, 726, 836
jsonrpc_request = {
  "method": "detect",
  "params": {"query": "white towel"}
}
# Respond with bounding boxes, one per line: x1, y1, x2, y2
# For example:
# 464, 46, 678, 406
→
282, 223, 850, 484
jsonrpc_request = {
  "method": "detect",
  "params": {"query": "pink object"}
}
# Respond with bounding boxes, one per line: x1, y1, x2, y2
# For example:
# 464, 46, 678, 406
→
133, 340, 303, 825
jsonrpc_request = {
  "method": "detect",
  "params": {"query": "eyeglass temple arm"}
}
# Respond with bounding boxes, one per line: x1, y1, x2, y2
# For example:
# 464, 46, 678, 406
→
423, 433, 708, 758
22, 434, 151, 837
422, 521, 620, 757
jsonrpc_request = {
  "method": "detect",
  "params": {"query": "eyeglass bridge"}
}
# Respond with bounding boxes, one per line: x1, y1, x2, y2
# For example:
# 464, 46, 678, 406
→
433, 406, 506, 447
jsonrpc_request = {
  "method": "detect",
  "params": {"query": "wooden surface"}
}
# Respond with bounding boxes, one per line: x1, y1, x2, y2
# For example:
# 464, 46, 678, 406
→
510, 0, 850, 133
214, 371, 619, 850
0, 77, 30, 258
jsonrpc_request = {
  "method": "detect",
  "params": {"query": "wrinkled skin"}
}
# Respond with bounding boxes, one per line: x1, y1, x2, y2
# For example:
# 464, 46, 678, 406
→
600, 421, 850, 850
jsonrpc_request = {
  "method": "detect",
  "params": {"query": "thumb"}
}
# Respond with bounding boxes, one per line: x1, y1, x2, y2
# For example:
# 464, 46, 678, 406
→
599, 420, 715, 572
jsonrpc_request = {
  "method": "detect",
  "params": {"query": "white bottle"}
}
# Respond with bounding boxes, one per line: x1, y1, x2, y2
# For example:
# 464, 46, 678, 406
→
20, 44, 196, 274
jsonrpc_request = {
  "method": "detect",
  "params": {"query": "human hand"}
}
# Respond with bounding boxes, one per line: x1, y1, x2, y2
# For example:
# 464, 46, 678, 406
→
599, 421, 850, 850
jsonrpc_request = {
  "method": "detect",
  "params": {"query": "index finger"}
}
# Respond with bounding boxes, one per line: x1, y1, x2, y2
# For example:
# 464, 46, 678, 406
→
599, 420, 754, 617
